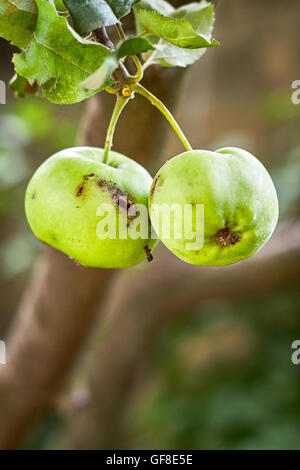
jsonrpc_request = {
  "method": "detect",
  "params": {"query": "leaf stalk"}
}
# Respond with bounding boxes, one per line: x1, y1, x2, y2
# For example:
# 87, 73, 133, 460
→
103, 94, 130, 164
131, 83, 193, 152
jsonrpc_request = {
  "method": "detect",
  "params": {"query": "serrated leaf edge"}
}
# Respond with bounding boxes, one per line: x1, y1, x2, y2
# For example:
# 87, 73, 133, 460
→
137, 8, 218, 46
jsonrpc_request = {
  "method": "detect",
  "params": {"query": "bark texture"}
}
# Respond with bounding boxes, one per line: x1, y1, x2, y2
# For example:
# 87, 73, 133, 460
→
60, 222, 300, 449
61, 221, 300, 449
0, 65, 187, 449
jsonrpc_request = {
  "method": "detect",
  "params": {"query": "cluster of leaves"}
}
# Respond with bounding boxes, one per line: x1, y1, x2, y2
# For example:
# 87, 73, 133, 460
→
0, 0, 218, 104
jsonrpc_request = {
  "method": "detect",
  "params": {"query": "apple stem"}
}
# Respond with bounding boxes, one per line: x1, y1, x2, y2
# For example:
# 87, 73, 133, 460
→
116, 23, 126, 41
130, 55, 143, 83
103, 94, 130, 164
115, 23, 144, 83
131, 83, 193, 152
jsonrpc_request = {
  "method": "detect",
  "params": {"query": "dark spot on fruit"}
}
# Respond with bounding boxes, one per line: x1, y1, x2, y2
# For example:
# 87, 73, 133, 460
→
150, 175, 160, 198
212, 227, 240, 247
97, 179, 137, 219
76, 174, 96, 198
97, 179, 105, 188
127, 201, 137, 219
76, 183, 85, 197
98, 179, 126, 197
111, 191, 137, 219
31, 193, 36, 199
230, 234, 240, 245
97, 179, 117, 192
144, 245, 153, 262
83, 173, 95, 180
111, 192, 119, 204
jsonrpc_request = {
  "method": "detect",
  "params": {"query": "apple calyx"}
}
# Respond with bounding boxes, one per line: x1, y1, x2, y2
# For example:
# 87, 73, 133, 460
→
213, 227, 241, 248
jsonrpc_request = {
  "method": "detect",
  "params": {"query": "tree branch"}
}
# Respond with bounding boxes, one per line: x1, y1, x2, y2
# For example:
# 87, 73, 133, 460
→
62, 220, 300, 449
0, 65, 187, 449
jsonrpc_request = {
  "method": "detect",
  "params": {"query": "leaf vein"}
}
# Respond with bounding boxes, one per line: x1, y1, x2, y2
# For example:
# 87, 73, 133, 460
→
33, 33, 92, 75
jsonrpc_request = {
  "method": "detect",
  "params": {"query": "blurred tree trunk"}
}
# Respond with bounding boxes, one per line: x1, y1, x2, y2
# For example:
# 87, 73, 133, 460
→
58, 0, 300, 448
0, 65, 187, 449
1, 0, 299, 450
60, 221, 300, 449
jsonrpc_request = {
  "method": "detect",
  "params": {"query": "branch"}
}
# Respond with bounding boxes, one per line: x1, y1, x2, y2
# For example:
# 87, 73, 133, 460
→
62, 220, 300, 449
94, 27, 114, 50
0, 64, 187, 449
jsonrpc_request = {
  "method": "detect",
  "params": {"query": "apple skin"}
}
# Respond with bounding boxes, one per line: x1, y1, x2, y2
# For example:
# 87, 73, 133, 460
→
25, 147, 157, 268
149, 147, 279, 266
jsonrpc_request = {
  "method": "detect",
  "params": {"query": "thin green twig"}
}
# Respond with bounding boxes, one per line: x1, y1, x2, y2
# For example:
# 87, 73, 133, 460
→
103, 94, 129, 163
132, 83, 193, 152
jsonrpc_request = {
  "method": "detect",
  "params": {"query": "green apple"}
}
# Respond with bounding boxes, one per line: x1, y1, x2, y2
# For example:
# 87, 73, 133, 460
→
25, 146, 156, 268
149, 147, 279, 266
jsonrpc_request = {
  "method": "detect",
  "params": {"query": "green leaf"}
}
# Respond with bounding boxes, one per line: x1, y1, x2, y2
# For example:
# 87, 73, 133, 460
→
117, 37, 154, 57
81, 55, 118, 90
13, 0, 112, 104
173, 1, 215, 37
64, 0, 115, 33
135, 0, 174, 21
0, 0, 37, 48
54, 0, 67, 11
135, 0, 218, 68
9, 73, 39, 98
154, 1, 217, 67
64, 0, 141, 34
108, 0, 141, 19
152, 42, 206, 67
82, 37, 154, 90
134, 0, 174, 44
134, 0, 173, 46
136, 7, 219, 49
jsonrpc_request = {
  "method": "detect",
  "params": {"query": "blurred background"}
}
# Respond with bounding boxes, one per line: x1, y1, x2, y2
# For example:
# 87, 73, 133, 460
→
0, 0, 299, 450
